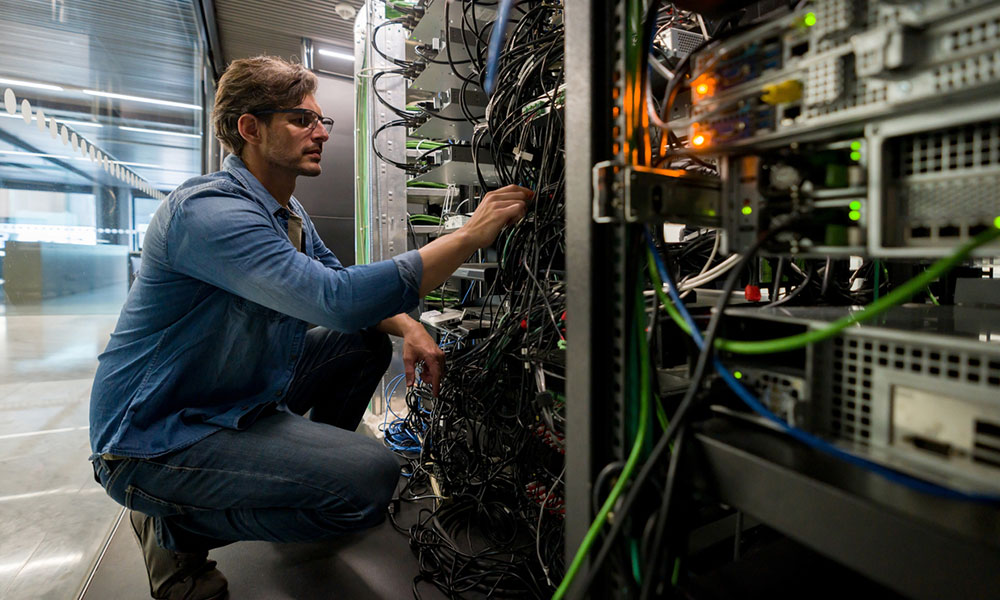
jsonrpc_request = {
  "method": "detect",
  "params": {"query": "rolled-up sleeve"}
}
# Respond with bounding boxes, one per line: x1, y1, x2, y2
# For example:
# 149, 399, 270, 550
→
165, 189, 422, 332
392, 250, 423, 309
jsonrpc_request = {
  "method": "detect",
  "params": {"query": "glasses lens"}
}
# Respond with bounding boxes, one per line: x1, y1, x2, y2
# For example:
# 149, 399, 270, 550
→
320, 118, 335, 134
293, 111, 316, 128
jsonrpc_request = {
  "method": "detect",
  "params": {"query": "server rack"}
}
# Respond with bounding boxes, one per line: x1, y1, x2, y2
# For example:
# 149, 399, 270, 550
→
564, 2, 1000, 598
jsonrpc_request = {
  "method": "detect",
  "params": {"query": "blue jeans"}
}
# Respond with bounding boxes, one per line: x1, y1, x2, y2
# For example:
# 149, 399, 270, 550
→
92, 327, 399, 552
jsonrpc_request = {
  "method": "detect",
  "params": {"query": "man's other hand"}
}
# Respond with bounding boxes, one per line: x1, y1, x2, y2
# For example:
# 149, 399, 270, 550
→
403, 323, 446, 396
461, 185, 533, 249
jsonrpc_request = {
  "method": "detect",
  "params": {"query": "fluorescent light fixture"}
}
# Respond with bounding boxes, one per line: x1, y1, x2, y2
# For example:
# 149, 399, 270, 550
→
114, 160, 160, 168
83, 89, 201, 110
61, 119, 103, 128
318, 49, 355, 61
0, 113, 104, 128
0, 77, 64, 91
119, 126, 202, 139
0, 150, 71, 159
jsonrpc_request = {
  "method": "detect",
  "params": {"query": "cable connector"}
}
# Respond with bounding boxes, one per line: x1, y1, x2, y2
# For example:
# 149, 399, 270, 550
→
744, 285, 761, 302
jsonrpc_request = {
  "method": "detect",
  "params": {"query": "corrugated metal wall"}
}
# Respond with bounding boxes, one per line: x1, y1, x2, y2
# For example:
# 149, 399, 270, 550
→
214, 0, 365, 62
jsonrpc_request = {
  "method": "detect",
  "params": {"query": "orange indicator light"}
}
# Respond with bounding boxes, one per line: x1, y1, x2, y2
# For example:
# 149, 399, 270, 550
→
692, 134, 707, 147
691, 75, 716, 99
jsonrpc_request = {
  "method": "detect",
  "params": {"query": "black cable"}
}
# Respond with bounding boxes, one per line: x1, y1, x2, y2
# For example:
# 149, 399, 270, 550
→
372, 119, 416, 172
385, 4, 569, 596
577, 222, 795, 593
769, 263, 813, 307
372, 18, 413, 68
771, 258, 785, 304
638, 426, 687, 600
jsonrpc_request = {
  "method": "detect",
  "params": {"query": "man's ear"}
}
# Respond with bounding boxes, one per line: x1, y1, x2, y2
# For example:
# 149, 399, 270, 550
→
237, 114, 264, 148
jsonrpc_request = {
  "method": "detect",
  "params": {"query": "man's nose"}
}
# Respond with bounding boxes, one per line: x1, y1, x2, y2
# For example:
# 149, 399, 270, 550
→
312, 125, 330, 143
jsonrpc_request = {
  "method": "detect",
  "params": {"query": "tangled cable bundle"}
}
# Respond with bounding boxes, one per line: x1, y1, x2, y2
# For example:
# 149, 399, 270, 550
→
372, 1, 568, 597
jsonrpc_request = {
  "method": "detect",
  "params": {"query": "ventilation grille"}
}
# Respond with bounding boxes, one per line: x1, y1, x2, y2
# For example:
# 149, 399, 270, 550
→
740, 370, 805, 421
661, 28, 703, 59
805, 77, 886, 118
805, 56, 846, 106
828, 336, 1000, 443
895, 119, 1000, 176
813, 0, 868, 49
973, 419, 1000, 469
946, 15, 1000, 54
830, 337, 874, 442
933, 50, 1000, 93
888, 119, 1000, 245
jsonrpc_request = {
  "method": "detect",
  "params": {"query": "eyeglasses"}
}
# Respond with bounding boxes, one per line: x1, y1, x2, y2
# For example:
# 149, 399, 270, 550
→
252, 108, 334, 134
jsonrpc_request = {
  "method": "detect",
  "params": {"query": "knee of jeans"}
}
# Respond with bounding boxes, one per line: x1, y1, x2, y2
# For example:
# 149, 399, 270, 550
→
356, 444, 400, 513
316, 448, 399, 531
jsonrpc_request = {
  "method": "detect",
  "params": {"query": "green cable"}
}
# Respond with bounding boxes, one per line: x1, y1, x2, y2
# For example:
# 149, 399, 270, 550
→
406, 139, 447, 150
927, 285, 940, 306
409, 214, 443, 223
553, 284, 651, 600
407, 181, 449, 188
354, 29, 370, 265
647, 226, 1000, 356
630, 540, 643, 585
654, 393, 669, 432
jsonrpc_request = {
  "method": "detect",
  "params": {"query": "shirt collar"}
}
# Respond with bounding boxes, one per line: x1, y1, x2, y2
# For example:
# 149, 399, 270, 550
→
223, 154, 302, 217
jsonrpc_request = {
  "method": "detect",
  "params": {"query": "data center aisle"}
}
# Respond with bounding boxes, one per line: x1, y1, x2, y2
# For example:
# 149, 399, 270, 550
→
0, 313, 122, 600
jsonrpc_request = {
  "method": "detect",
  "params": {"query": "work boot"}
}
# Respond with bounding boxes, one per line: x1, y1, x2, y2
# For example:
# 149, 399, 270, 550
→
129, 510, 229, 600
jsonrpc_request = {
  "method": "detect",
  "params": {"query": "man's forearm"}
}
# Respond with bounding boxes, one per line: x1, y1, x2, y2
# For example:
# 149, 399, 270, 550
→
417, 231, 479, 297
377, 313, 422, 337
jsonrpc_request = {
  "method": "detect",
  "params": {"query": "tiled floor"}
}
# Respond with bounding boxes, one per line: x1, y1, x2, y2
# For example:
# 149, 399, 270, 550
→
0, 309, 123, 600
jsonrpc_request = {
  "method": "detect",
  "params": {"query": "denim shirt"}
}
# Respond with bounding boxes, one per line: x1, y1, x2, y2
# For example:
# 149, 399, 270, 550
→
89, 155, 422, 459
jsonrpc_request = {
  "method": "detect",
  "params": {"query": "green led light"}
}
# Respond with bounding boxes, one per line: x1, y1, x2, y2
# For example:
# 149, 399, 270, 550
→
734, 371, 743, 380
849, 200, 861, 211
741, 205, 753, 216
849, 210, 861, 221
804, 12, 817, 27
995, 215, 1000, 229
850, 151, 861, 161
850, 140, 861, 151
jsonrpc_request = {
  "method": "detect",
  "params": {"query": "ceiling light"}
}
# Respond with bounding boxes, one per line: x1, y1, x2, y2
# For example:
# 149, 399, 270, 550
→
113, 160, 161, 168
0, 150, 71, 159
61, 119, 103, 128
0, 112, 101, 128
83, 90, 201, 110
119, 126, 202, 139
0, 78, 64, 92
318, 49, 355, 61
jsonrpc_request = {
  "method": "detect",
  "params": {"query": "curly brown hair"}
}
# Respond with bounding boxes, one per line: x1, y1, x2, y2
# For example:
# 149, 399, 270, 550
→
213, 56, 318, 156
